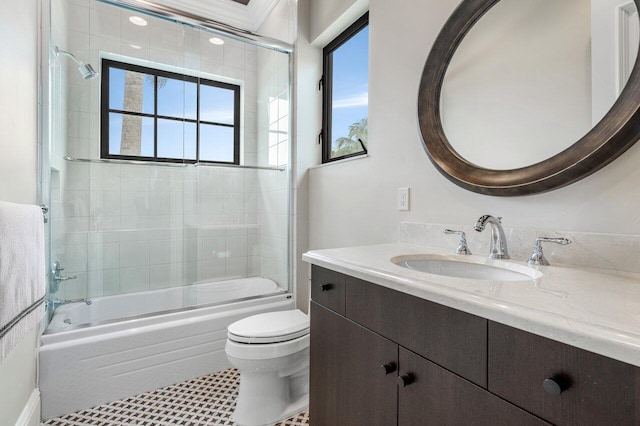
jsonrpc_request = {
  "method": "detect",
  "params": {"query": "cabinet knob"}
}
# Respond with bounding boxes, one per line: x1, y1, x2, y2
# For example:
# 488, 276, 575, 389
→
543, 376, 570, 396
380, 362, 396, 375
320, 284, 333, 292
397, 373, 414, 387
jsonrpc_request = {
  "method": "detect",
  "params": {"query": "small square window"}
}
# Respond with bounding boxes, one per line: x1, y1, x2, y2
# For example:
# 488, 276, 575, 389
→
101, 59, 240, 164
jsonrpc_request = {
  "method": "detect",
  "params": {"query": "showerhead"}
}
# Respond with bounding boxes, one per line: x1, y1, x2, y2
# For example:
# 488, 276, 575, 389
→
54, 46, 99, 80
78, 64, 99, 80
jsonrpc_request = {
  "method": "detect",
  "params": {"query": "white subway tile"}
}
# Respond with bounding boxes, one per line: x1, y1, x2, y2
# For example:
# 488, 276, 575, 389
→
67, 3, 90, 33
150, 239, 184, 265
119, 241, 150, 268
64, 190, 90, 217
90, 7, 120, 40
226, 257, 248, 278
119, 266, 150, 293
62, 244, 88, 273
197, 259, 226, 282
150, 263, 184, 289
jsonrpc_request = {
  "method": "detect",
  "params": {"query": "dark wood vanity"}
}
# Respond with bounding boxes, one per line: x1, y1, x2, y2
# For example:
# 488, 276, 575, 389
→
309, 265, 640, 425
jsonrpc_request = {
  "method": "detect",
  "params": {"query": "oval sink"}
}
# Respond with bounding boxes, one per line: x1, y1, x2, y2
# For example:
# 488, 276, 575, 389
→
391, 254, 542, 281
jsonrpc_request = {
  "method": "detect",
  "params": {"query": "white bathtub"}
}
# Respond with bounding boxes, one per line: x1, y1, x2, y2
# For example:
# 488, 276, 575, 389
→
39, 277, 294, 420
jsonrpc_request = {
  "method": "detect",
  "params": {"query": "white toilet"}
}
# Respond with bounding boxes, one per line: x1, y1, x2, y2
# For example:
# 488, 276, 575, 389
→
225, 309, 310, 426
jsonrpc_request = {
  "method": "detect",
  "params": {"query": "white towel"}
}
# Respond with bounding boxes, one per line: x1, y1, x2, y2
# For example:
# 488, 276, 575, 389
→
0, 201, 45, 361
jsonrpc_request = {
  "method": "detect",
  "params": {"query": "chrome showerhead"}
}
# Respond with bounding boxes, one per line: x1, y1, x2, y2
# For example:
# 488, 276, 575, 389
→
54, 46, 99, 80
78, 64, 99, 80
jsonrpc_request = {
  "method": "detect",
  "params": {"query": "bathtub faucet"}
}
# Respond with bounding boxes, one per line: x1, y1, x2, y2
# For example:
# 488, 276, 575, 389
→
46, 298, 92, 311
51, 261, 77, 293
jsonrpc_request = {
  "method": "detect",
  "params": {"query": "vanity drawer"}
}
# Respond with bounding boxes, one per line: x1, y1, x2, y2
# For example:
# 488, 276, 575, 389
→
488, 321, 640, 425
311, 265, 346, 315
346, 276, 487, 387
398, 347, 550, 426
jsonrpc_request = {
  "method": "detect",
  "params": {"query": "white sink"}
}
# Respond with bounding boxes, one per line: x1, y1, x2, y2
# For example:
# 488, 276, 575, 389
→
391, 254, 542, 281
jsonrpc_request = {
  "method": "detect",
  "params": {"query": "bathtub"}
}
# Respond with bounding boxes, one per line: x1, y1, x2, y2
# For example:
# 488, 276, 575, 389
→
39, 277, 294, 420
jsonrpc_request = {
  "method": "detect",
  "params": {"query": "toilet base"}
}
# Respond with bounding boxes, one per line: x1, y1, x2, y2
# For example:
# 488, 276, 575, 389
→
232, 367, 309, 426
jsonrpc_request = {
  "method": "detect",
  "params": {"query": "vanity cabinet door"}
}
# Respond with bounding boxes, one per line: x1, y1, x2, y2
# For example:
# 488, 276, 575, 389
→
398, 348, 550, 426
488, 321, 640, 425
310, 301, 398, 426
311, 265, 346, 315
346, 276, 487, 386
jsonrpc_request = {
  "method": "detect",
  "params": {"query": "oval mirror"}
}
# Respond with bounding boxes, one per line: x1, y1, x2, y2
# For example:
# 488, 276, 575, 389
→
418, 0, 640, 195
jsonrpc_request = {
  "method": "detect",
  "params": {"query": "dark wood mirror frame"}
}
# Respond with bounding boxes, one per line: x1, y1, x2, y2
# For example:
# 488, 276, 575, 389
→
418, 0, 640, 196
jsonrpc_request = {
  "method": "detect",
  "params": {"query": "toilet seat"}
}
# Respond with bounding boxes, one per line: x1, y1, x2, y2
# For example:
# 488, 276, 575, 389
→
227, 309, 309, 344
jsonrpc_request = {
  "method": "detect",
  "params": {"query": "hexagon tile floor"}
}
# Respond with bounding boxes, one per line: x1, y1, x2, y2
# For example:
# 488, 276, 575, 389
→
41, 368, 310, 426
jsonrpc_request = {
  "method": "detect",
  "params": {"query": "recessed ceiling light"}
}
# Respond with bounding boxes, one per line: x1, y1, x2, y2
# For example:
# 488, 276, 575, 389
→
129, 44, 142, 49
209, 37, 225, 46
129, 16, 148, 26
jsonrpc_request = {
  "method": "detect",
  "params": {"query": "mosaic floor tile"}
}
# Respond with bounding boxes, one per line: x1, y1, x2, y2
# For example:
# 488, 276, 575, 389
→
42, 369, 309, 426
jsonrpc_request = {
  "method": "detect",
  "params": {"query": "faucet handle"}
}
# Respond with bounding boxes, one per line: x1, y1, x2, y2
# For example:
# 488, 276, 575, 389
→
443, 229, 472, 255
527, 237, 571, 266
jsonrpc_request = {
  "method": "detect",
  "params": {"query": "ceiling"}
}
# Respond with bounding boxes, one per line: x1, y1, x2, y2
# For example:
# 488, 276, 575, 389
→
149, 0, 280, 32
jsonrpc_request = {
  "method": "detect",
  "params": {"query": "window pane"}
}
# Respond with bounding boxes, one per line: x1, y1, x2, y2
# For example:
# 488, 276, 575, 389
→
103, 61, 240, 165
200, 124, 234, 162
200, 85, 235, 124
108, 113, 154, 157
157, 119, 197, 160
329, 25, 369, 160
157, 77, 197, 119
109, 68, 154, 114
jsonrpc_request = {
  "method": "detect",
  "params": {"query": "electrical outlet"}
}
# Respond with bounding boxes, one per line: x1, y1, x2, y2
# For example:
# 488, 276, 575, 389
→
398, 187, 410, 211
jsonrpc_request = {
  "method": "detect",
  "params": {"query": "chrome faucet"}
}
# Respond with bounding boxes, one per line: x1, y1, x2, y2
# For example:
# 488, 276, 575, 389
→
473, 215, 510, 259
46, 298, 92, 311
51, 261, 77, 293
527, 237, 571, 266
443, 229, 472, 255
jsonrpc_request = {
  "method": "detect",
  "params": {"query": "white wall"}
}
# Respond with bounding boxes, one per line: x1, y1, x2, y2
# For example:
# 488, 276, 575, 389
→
0, 0, 40, 424
0, 329, 39, 426
293, 0, 322, 312
0, 0, 38, 204
309, 0, 368, 44
306, 0, 640, 255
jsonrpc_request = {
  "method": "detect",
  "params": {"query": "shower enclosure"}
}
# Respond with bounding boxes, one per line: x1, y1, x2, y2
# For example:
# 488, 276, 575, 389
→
39, 0, 296, 418
43, 0, 294, 327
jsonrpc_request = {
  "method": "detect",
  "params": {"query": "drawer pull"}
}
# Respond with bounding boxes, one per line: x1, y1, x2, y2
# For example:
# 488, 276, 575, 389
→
320, 284, 333, 292
397, 373, 414, 387
380, 362, 397, 375
543, 376, 570, 396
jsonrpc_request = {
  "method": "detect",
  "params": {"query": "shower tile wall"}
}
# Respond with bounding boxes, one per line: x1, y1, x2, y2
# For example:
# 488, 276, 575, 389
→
254, 0, 296, 288
251, 0, 296, 289
51, 0, 291, 300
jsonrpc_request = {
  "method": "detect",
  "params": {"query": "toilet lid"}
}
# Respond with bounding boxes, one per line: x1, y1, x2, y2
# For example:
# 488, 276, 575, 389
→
228, 309, 310, 344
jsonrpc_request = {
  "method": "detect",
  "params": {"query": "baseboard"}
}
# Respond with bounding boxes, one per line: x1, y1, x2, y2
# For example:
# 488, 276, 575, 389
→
16, 389, 40, 426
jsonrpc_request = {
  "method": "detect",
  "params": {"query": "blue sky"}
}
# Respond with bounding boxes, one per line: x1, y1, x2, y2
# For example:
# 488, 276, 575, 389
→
330, 25, 369, 149
108, 68, 235, 161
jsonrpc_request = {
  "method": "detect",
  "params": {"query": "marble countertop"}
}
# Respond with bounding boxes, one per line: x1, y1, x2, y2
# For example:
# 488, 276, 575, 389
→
302, 243, 640, 367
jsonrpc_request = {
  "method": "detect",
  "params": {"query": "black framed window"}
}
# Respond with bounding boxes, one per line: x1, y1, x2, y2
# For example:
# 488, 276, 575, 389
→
101, 59, 241, 164
322, 12, 369, 163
